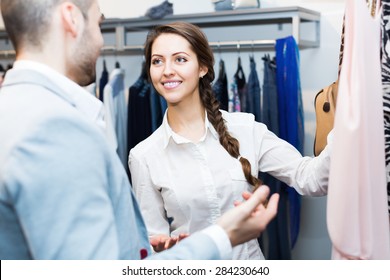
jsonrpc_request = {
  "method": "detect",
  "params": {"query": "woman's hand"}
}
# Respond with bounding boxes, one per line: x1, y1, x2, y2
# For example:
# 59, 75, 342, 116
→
150, 233, 189, 252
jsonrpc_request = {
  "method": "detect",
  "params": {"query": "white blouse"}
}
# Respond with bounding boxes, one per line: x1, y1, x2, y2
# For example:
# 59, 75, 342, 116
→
129, 110, 330, 260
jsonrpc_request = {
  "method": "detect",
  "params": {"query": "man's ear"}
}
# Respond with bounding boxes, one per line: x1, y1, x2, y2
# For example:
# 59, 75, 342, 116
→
60, 2, 82, 37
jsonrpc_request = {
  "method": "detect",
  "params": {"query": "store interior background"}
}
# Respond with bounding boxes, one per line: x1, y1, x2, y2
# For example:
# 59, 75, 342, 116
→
0, 0, 346, 259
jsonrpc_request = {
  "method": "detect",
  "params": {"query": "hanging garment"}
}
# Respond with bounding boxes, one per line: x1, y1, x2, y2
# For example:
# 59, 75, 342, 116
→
276, 37, 305, 155
275, 36, 305, 249
327, 0, 390, 259
262, 55, 279, 135
145, 0, 173, 19
257, 54, 291, 259
234, 57, 247, 112
212, 59, 229, 111
381, 0, 390, 213
245, 55, 261, 121
150, 86, 164, 132
257, 178, 291, 260
99, 59, 109, 102
229, 79, 241, 112
103, 68, 128, 168
127, 67, 152, 153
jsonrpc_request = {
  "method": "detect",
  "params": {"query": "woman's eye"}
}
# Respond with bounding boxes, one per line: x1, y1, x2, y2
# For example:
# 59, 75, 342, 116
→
176, 57, 187, 63
152, 59, 162, 65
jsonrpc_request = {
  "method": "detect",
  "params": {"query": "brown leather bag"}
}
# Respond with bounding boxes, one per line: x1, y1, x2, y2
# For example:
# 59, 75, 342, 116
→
313, 81, 338, 156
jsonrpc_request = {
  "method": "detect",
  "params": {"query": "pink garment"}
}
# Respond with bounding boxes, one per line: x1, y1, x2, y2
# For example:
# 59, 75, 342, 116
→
327, 0, 390, 259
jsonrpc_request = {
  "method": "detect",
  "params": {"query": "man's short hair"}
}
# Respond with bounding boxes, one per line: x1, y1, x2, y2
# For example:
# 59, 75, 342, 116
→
1, 0, 93, 51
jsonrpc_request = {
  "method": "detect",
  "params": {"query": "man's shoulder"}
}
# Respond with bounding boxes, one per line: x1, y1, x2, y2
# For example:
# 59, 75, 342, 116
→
0, 87, 107, 170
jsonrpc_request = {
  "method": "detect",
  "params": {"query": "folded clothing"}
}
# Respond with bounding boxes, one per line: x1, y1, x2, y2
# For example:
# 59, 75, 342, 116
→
145, 1, 173, 19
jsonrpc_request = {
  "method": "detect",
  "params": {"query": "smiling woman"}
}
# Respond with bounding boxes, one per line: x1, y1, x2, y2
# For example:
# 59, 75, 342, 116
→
128, 21, 331, 260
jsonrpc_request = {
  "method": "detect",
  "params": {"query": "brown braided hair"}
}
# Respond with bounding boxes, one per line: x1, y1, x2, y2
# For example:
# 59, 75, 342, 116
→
144, 21, 261, 190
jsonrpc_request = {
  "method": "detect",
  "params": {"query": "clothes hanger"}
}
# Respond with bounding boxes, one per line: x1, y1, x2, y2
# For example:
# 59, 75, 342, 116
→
103, 58, 108, 72
140, 60, 148, 80
249, 41, 256, 63
237, 42, 241, 60
218, 59, 226, 80
235, 43, 245, 80
270, 55, 277, 69
114, 50, 120, 68
216, 41, 221, 60
236, 42, 243, 71
250, 40, 255, 60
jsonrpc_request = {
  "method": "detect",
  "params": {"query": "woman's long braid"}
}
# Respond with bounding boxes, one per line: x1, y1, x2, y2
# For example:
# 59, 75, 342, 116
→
199, 78, 262, 190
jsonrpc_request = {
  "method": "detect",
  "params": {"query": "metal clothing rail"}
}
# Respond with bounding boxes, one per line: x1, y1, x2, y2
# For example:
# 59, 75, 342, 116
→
100, 39, 277, 56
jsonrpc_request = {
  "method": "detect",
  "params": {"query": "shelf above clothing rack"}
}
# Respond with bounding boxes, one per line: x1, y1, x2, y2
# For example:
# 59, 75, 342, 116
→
0, 6, 320, 58
99, 6, 320, 54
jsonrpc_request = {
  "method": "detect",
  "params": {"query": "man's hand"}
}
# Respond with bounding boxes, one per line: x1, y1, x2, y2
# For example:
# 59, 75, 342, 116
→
150, 233, 189, 252
217, 185, 279, 247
